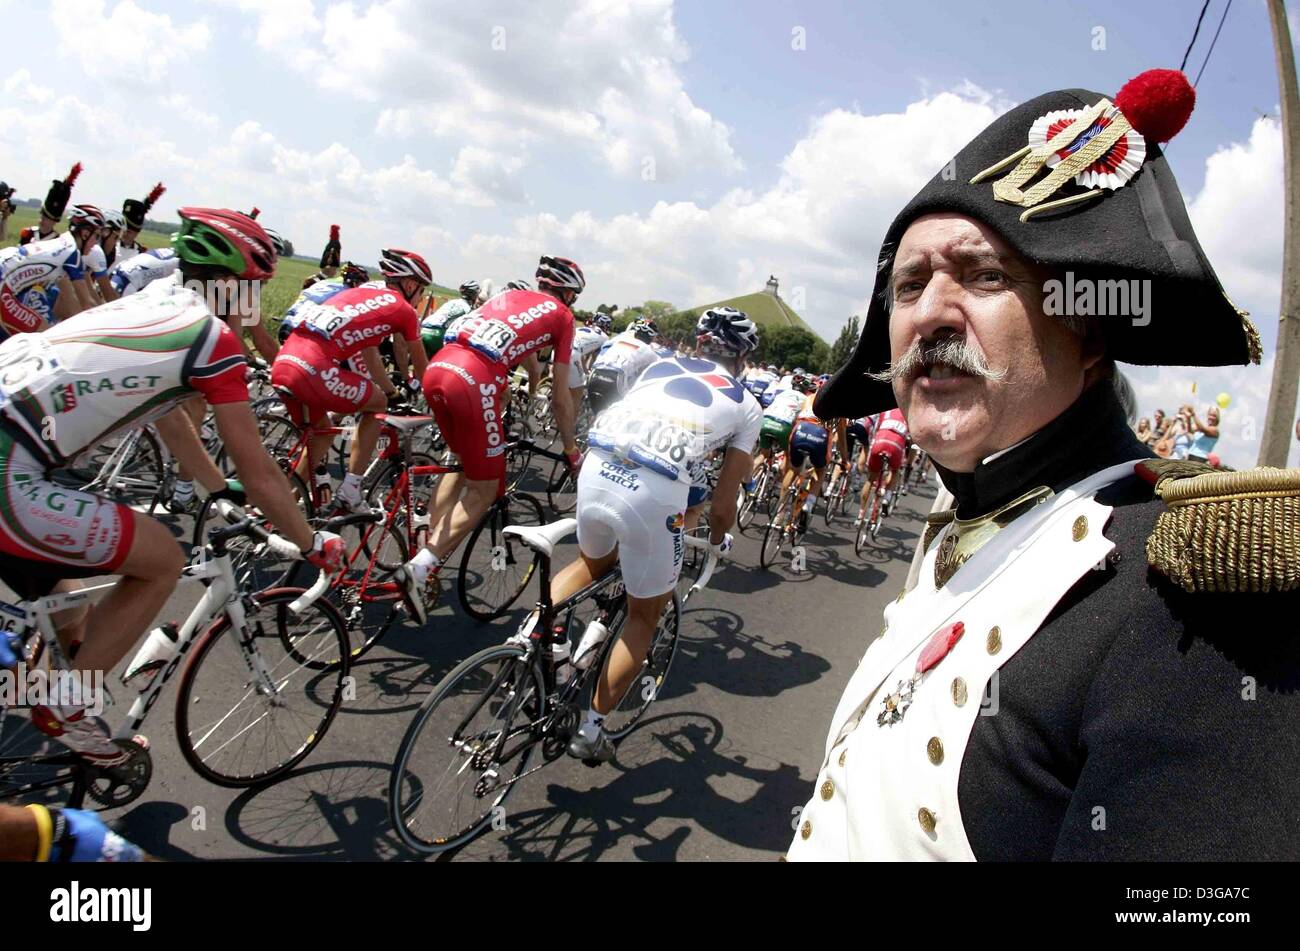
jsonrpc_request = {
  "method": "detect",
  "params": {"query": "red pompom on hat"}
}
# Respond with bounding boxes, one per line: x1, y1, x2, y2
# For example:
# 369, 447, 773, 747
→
329, 224, 340, 241
144, 182, 166, 210
65, 162, 83, 187
1115, 68, 1195, 144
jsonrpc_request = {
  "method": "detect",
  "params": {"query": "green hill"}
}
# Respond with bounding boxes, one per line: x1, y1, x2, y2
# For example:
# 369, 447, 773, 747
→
684, 287, 817, 338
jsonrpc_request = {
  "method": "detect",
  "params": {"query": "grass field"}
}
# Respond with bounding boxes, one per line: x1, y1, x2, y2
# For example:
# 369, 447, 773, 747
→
3, 206, 458, 328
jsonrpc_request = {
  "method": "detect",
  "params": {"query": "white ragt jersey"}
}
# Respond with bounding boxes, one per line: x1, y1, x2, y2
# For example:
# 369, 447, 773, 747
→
587, 354, 762, 484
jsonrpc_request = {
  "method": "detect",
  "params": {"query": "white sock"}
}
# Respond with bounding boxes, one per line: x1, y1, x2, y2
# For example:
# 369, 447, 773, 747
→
340, 472, 363, 496
409, 548, 440, 583
580, 708, 606, 739
802, 492, 818, 513
174, 479, 194, 500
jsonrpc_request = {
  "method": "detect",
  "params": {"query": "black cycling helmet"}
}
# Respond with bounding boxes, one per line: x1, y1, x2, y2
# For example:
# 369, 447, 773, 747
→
341, 261, 370, 287
459, 279, 480, 304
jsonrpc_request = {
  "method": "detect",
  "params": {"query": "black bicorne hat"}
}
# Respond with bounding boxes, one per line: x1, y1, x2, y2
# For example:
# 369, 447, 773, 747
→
123, 182, 166, 231
815, 69, 1262, 422
320, 224, 341, 269
42, 162, 82, 221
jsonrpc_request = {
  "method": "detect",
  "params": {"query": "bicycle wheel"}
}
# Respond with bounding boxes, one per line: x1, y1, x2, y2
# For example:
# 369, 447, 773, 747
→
546, 456, 578, 515
175, 588, 350, 787
759, 497, 789, 569
389, 643, 545, 854
823, 473, 842, 527
334, 514, 408, 659
86, 428, 167, 512
0, 703, 87, 810
737, 468, 765, 533
192, 469, 312, 592
599, 589, 682, 740
457, 493, 546, 622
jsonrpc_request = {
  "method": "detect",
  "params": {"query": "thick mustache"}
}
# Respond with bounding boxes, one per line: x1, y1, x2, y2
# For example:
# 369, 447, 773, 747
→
865, 336, 1006, 384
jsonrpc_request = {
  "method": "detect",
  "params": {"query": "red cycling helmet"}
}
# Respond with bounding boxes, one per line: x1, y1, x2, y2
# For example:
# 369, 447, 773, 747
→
379, 248, 433, 285
173, 207, 277, 281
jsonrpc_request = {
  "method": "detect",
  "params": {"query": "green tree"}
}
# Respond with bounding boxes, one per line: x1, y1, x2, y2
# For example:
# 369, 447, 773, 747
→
762, 326, 830, 372
828, 315, 861, 371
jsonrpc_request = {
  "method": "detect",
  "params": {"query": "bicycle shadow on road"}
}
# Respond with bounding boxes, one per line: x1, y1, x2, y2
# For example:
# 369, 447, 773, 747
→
213, 760, 406, 861
450, 712, 804, 862
663, 605, 831, 702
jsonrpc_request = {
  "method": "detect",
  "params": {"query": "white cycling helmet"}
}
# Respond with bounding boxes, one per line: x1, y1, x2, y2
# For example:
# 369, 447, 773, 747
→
379, 248, 433, 285
695, 306, 759, 356
102, 209, 127, 233
263, 227, 293, 259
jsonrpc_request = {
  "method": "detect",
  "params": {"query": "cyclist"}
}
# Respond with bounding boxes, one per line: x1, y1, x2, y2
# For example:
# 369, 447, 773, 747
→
278, 261, 371, 344
109, 247, 180, 298
743, 362, 778, 403
749, 371, 804, 489
585, 318, 665, 415
82, 209, 126, 303
554, 306, 761, 763
0, 207, 99, 338
858, 407, 908, 524
395, 255, 586, 623
271, 248, 431, 512
774, 374, 848, 533
420, 279, 486, 357
0, 206, 340, 770
566, 311, 610, 402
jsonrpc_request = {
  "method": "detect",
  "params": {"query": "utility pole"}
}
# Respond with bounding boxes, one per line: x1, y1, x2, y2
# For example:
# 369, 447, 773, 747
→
1259, 0, 1300, 467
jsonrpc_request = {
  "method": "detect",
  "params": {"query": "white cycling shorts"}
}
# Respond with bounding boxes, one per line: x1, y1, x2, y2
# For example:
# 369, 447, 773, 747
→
576, 449, 689, 599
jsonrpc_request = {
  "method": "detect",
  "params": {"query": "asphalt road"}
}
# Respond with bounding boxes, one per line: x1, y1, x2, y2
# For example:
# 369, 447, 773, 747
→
91, 471, 938, 862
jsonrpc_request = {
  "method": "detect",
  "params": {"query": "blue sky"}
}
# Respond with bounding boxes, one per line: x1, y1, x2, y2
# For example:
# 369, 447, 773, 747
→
0, 0, 1294, 466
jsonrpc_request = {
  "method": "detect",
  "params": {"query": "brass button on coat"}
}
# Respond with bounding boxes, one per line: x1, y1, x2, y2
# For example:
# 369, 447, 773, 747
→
838, 749, 847, 768
951, 677, 968, 706
800, 819, 812, 840
927, 737, 944, 765
918, 808, 937, 836
1072, 515, 1088, 541
820, 779, 835, 801
987, 626, 1002, 655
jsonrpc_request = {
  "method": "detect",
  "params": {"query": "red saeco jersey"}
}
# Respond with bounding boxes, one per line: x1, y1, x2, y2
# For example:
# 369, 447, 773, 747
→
294, 283, 420, 361
443, 289, 575, 369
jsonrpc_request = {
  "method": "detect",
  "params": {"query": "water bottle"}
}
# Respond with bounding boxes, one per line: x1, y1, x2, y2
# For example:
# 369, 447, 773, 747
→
572, 620, 611, 671
550, 638, 573, 688
122, 622, 179, 686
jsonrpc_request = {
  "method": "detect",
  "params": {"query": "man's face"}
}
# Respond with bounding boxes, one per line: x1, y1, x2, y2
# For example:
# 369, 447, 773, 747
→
888, 213, 1098, 471
123, 227, 140, 244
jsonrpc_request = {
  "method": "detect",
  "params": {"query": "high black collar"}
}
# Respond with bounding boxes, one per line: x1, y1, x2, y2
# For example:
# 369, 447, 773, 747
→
933, 380, 1152, 519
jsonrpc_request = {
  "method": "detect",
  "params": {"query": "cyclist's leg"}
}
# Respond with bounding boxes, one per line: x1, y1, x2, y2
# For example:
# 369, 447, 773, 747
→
426, 476, 498, 563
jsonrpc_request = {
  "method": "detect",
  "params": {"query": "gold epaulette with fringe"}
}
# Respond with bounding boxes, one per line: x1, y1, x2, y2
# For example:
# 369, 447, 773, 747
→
1140, 460, 1300, 593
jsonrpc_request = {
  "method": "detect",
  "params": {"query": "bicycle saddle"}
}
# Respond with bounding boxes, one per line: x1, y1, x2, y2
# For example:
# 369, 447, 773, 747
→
503, 518, 577, 558
376, 414, 433, 431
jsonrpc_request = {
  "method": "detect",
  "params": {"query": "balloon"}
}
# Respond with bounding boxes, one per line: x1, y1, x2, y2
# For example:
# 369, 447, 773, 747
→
1216, 393, 1231, 409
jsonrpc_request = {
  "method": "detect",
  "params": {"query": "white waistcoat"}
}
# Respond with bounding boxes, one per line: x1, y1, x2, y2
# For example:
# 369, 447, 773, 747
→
786, 461, 1140, 861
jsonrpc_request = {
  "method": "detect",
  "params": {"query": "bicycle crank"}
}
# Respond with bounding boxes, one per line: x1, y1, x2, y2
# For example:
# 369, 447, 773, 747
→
85, 737, 152, 808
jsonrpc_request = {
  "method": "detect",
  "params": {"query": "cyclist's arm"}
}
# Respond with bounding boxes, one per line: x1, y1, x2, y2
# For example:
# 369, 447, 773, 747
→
73, 275, 98, 312
405, 334, 428, 384
153, 407, 226, 494
359, 346, 399, 397
709, 446, 753, 544
0, 804, 40, 861
550, 364, 578, 451
212, 401, 314, 550
247, 319, 279, 362
392, 334, 411, 378
523, 353, 541, 396
53, 276, 81, 322
94, 273, 118, 303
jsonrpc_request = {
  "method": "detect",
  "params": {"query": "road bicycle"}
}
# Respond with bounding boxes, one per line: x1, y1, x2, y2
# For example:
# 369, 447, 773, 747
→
737, 451, 783, 533
0, 508, 346, 811
760, 463, 817, 569
855, 454, 894, 555
388, 518, 718, 854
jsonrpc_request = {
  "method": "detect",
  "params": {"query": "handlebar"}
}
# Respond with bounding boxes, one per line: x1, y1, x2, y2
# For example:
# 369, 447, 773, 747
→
682, 534, 719, 603
211, 500, 331, 613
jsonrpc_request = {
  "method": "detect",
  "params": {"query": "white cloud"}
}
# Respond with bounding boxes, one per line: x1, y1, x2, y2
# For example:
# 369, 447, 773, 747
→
159, 93, 220, 132
228, 0, 739, 183
49, 0, 210, 86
